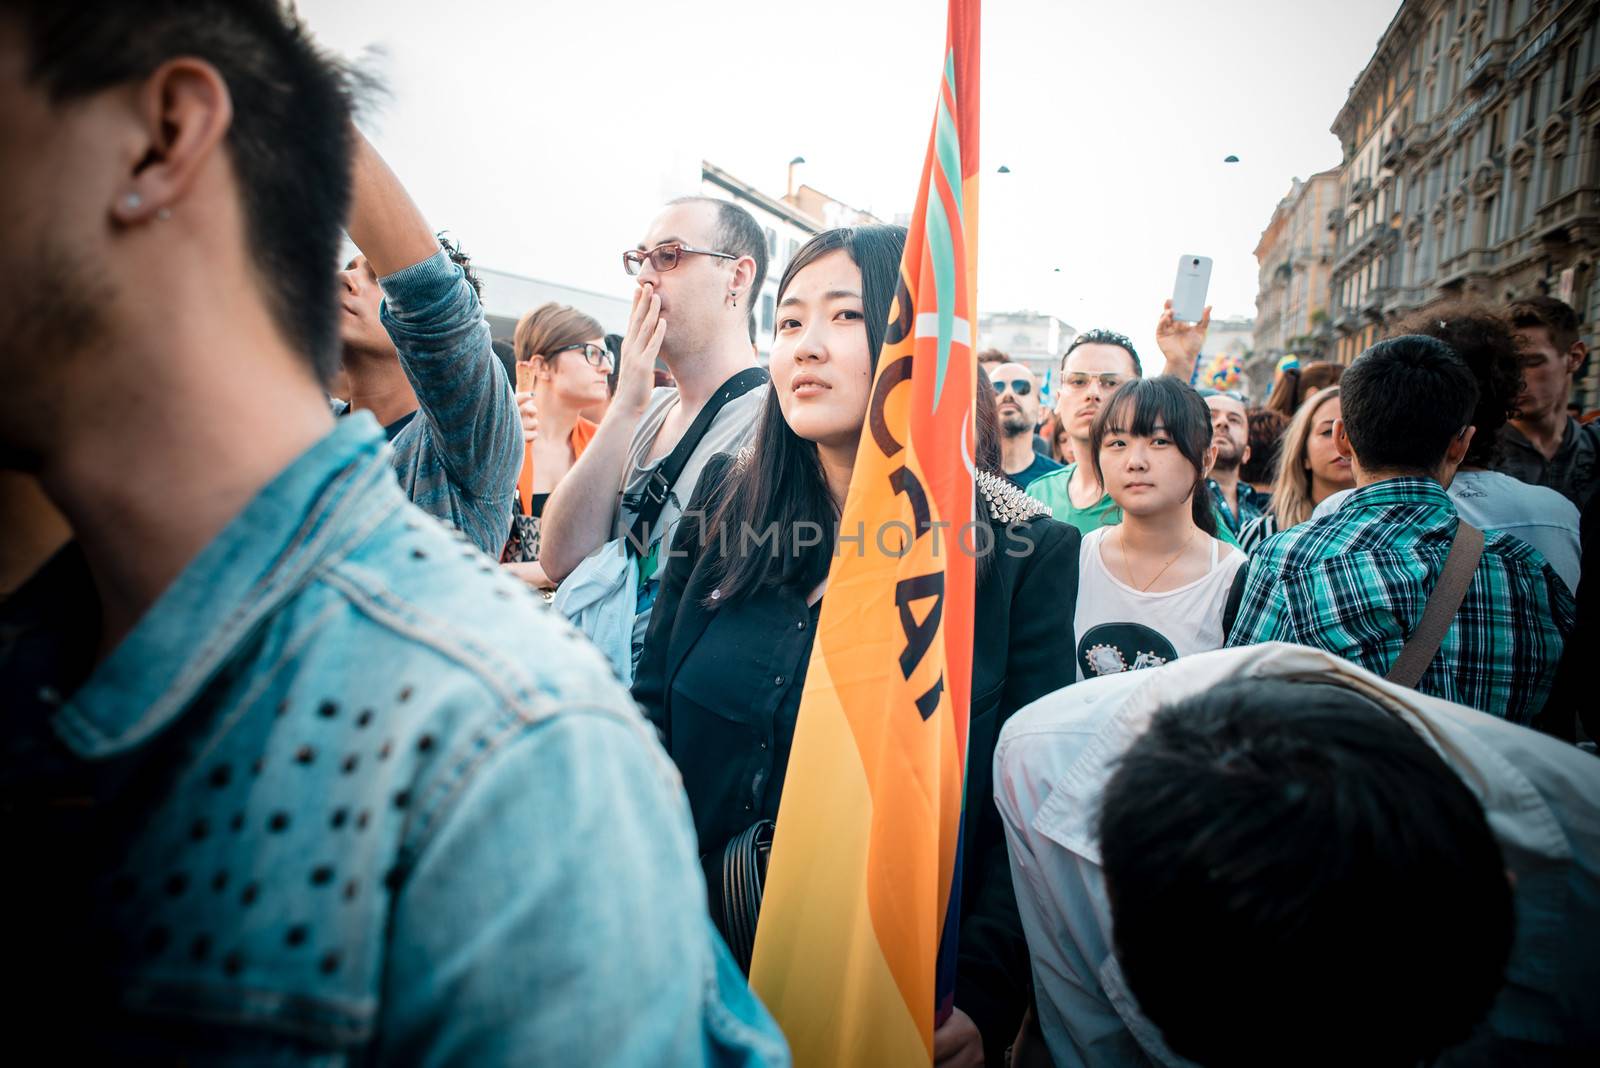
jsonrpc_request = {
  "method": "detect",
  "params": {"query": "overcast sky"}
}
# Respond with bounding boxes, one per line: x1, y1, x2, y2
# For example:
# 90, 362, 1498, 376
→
300, 0, 1401, 366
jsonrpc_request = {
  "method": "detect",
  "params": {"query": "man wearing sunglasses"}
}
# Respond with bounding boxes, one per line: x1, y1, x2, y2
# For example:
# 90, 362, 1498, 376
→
541, 197, 768, 674
991, 362, 1062, 489
334, 130, 520, 557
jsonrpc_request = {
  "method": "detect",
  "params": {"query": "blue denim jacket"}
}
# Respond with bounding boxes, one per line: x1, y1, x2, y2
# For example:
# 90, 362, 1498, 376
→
0, 416, 789, 1066
334, 250, 522, 556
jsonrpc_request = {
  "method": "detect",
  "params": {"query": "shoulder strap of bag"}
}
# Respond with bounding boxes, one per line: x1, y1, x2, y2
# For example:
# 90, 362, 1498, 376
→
1386, 520, 1484, 688
627, 366, 768, 553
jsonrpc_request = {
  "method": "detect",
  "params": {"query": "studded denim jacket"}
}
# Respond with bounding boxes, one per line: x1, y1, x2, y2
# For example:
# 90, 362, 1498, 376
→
0, 416, 789, 1066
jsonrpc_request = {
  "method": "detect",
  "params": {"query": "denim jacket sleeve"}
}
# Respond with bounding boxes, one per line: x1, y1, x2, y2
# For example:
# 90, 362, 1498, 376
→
375, 705, 790, 1067
379, 251, 521, 506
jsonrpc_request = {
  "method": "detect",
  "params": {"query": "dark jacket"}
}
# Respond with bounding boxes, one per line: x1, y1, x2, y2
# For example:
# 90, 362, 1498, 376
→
634, 452, 1080, 1065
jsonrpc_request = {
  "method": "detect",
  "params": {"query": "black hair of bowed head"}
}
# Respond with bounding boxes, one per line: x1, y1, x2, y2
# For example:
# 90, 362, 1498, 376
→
1089, 377, 1219, 537
702, 225, 1001, 606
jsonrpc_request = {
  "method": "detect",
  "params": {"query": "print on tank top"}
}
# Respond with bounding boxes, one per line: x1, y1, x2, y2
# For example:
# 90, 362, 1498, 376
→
1078, 623, 1181, 677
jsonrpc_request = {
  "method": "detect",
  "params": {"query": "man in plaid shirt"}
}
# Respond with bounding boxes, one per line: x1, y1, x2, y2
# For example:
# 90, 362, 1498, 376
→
1229, 335, 1574, 724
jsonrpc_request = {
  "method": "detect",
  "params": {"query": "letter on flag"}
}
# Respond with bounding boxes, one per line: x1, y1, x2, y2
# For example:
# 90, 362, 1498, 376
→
748, 1, 981, 1064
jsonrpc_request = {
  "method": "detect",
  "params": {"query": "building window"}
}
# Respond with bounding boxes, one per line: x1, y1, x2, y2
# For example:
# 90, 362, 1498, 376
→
1562, 44, 1579, 101
1547, 153, 1566, 201
765, 227, 777, 259
761, 292, 775, 335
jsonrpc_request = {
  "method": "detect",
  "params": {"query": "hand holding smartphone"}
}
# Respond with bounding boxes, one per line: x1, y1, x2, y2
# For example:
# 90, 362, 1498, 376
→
1171, 254, 1213, 323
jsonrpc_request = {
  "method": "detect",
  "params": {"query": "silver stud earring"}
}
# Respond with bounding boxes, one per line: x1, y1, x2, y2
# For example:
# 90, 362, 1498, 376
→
123, 192, 143, 211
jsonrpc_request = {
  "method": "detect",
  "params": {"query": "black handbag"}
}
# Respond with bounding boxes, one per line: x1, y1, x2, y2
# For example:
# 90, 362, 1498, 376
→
716, 819, 774, 973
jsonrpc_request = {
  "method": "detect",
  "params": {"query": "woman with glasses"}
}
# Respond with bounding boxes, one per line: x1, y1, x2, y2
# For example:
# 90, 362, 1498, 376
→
500, 303, 612, 591
1239, 387, 1353, 554
633, 224, 1078, 1067
1074, 377, 1246, 680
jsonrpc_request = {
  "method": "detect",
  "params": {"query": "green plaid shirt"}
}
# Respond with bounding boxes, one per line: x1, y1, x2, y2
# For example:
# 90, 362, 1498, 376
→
1227, 477, 1574, 724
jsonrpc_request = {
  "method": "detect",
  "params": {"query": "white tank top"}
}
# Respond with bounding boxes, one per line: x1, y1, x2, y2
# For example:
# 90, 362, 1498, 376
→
1074, 525, 1247, 680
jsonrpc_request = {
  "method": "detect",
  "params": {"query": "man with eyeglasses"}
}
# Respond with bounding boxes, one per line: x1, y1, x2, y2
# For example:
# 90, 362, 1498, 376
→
540, 197, 768, 673
1022, 330, 1143, 533
334, 129, 520, 556
1025, 322, 1241, 545
990, 362, 1062, 489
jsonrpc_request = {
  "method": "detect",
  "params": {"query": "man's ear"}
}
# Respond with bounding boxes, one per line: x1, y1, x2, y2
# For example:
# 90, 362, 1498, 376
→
1333, 418, 1354, 459
1445, 424, 1476, 468
1202, 442, 1219, 477
730, 255, 758, 301
109, 58, 232, 227
1567, 342, 1588, 377
1239, 442, 1252, 468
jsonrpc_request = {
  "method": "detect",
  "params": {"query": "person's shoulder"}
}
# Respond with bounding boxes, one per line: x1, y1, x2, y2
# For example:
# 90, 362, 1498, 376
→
1024, 464, 1073, 505
1478, 525, 1569, 577
323, 506, 633, 727
1457, 470, 1580, 528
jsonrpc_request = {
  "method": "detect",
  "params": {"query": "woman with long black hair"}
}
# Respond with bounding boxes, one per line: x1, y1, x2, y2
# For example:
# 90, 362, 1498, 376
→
634, 224, 1079, 1066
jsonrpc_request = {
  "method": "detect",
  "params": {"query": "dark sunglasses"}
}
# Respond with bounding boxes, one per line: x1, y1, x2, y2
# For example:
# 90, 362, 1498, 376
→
988, 377, 1032, 397
622, 242, 737, 276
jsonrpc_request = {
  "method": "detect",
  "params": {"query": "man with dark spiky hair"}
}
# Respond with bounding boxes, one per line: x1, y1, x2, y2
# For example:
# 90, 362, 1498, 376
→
1229, 335, 1573, 724
0, 3, 788, 1062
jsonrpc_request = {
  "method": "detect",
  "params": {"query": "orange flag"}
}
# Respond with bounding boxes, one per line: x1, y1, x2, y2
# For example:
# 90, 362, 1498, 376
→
748, 2, 981, 1063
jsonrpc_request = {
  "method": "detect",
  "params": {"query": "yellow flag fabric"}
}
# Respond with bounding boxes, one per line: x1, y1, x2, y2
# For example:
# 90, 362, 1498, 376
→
748, 2, 981, 1064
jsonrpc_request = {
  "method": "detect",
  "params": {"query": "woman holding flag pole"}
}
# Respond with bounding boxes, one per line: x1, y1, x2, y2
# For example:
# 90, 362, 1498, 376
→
633, 223, 1079, 1066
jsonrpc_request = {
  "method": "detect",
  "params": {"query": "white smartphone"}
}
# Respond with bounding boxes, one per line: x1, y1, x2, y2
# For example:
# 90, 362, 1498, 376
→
1171, 254, 1213, 323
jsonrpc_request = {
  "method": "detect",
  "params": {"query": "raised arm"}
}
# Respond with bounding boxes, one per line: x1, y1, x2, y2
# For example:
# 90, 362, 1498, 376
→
347, 127, 519, 553
346, 125, 440, 276
1154, 299, 1211, 381
540, 282, 665, 582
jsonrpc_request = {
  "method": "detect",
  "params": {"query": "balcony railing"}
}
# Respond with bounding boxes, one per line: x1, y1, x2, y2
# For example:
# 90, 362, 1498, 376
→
1509, 21, 1560, 81
1381, 135, 1406, 168
1349, 176, 1373, 204
1362, 289, 1393, 321
1535, 186, 1600, 238
1463, 42, 1504, 91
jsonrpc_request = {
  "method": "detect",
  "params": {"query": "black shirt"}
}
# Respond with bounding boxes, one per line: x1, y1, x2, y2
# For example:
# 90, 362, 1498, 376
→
633, 453, 1081, 1064
1493, 417, 1600, 513
1005, 452, 1064, 490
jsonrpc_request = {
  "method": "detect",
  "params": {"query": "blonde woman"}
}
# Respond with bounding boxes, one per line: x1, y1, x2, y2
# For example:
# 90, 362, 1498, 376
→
1239, 387, 1353, 553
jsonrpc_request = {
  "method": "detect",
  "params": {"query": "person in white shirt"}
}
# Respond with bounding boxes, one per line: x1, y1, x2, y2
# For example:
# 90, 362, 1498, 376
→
1074, 377, 1245, 679
995, 643, 1600, 1068
1308, 306, 1581, 592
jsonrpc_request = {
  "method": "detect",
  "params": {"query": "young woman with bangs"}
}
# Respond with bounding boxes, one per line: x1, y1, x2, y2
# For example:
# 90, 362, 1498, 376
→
633, 224, 1079, 1067
1074, 377, 1246, 679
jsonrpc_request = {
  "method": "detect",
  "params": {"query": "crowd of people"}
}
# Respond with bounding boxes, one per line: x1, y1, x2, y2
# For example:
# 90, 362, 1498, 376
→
2, 3, 1597, 1066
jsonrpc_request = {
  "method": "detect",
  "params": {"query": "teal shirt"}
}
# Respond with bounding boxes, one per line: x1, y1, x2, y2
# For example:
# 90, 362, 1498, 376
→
1026, 463, 1240, 546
